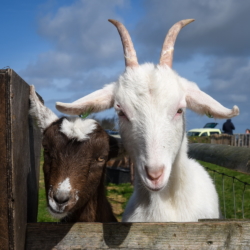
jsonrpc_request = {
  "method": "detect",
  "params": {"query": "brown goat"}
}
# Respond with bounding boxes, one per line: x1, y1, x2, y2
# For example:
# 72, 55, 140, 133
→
29, 85, 118, 222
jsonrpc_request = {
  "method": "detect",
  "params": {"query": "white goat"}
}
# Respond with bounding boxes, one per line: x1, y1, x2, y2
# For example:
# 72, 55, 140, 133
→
56, 19, 239, 222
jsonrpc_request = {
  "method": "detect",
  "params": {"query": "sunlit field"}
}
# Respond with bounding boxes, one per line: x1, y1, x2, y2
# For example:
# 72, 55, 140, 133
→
38, 152, 250, 221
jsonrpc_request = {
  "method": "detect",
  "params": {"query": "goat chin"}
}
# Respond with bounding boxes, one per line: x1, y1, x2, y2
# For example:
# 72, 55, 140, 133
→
48, 207, 68, 219
143, 176, 166, 192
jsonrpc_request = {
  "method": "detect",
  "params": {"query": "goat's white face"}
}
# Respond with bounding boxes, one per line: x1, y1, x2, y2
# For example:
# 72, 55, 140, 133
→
114, 64, 186, 190
56, 19, 239, 192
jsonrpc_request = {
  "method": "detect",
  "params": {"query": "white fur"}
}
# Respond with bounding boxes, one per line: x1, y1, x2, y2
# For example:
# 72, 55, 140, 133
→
55, 63, 239, 222
58, 178, 72, 193
29, 85, 58, 131
56, 83, 115, 115
48, 178, 79, 219
29, 85, 97, 141
60, 118, 97, 141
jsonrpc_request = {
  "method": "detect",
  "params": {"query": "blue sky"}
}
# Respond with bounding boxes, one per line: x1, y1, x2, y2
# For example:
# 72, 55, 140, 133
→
1, 0, 250, 133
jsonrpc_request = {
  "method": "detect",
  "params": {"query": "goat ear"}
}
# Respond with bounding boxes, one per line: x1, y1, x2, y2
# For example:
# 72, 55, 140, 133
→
29, 85, 58, 132
56, 83, 115, 116
182, 79, 239, 119
108, 136, 126, 160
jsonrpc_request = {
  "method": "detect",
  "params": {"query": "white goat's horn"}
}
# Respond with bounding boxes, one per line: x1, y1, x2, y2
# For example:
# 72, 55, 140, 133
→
109, 19, 139, 68
159, 19, 195, 68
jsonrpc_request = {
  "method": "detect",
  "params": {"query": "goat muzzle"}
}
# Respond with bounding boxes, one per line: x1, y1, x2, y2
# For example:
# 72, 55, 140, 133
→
145, 166, 164, 181
53, 192, 70, 206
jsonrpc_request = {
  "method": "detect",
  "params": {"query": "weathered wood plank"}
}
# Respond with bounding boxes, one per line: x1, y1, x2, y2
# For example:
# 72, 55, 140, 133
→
210, 134, 250, 148
26, 221, 250, 250
0, 69, 42, 250
0, 69, 12, 250
188, 143, 250, 175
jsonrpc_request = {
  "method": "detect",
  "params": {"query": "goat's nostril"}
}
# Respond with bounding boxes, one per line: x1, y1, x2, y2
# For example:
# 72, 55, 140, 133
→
145, 166, 163, 181
53, 194, 70, 205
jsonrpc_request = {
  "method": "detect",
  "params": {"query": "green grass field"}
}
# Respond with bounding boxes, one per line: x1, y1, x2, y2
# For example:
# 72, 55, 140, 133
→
200, 161, 250, 219
37, 152, 250, 222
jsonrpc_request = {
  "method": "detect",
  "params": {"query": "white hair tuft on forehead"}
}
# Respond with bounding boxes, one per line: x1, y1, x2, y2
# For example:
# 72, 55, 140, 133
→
60, 118, 97, 141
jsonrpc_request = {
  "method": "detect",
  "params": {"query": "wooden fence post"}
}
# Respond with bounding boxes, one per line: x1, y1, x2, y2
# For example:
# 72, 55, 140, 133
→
0, 69, 41, 250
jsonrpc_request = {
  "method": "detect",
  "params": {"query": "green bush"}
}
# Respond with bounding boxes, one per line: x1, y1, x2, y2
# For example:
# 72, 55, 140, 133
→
188, 136, 211, 144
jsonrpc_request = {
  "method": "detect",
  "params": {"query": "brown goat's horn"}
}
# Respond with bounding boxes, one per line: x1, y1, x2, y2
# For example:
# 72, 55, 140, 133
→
159, 19, 195, 68
109, 19, 139, 68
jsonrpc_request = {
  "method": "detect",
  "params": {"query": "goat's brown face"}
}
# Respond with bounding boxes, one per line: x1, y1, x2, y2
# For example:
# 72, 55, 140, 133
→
42, 118, 111, 219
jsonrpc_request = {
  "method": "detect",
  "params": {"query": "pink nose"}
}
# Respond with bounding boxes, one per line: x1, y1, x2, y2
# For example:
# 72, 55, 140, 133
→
145, 166, 164, 181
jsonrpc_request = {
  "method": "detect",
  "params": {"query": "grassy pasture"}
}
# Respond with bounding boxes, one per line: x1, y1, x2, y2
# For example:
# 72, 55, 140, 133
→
200, 160, 250, 219
37, 152, 250, 222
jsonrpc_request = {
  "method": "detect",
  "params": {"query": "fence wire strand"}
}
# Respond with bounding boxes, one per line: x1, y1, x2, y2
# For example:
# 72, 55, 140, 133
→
232, 177, 236, 218
242, 183, 246, 219
222, 174, 226, 218
204, 166, 250, 219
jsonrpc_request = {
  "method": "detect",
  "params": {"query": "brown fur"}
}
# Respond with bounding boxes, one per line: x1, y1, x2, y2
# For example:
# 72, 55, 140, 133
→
42, 117, 117, 222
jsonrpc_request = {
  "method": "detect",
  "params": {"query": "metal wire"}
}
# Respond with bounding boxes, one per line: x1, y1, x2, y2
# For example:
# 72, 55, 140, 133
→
242, 183, 246, 219
205, 167, 250, 186
232, 177, 236, 218
204, 166, 250, 219
222, 174, 226, 218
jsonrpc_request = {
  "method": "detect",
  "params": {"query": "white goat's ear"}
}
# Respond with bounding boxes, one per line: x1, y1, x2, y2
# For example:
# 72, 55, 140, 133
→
182, 79, 239, 119
29, 85, 58, 132
56, 83, 115, 115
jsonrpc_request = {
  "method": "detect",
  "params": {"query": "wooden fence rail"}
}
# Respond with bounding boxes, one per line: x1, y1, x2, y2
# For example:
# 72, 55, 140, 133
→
26, 221, 250, 250
1, 69, 250, 250
211, 134, 250, 147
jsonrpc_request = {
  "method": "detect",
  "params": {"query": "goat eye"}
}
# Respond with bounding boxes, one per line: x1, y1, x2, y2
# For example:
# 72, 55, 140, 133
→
177, 109, 183, 114
97, 157, 105, 162
43, 146, 49, 153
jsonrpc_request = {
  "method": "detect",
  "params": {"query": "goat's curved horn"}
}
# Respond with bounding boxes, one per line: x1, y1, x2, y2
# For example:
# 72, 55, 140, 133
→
159, 19, 195, 68
109, 19, 139, 68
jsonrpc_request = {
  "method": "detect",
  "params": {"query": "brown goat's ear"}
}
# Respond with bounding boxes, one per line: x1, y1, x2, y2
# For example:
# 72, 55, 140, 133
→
108, 136, 126, 160
29, 85, 58, 132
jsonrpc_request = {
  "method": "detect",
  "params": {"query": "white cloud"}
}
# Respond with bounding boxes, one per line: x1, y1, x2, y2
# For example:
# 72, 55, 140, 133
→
21, 0, 126, 86
18, 0, 249, 133
134, 0, 250, 62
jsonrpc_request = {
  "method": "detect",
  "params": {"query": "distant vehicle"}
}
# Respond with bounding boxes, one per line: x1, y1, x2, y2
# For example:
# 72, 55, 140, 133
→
187, 123, 221, 137
105, 129, 121, 138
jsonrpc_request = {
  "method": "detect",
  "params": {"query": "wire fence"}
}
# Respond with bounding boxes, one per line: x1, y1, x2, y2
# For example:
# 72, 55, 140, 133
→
107, 157, 250, 220
205, 166, 250, 219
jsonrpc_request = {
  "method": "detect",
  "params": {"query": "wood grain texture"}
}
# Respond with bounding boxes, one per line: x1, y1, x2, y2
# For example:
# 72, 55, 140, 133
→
0, 69, 42, 250
211, 134, 250, 147
0, 69, 11, 250
26, 221, 250, 250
